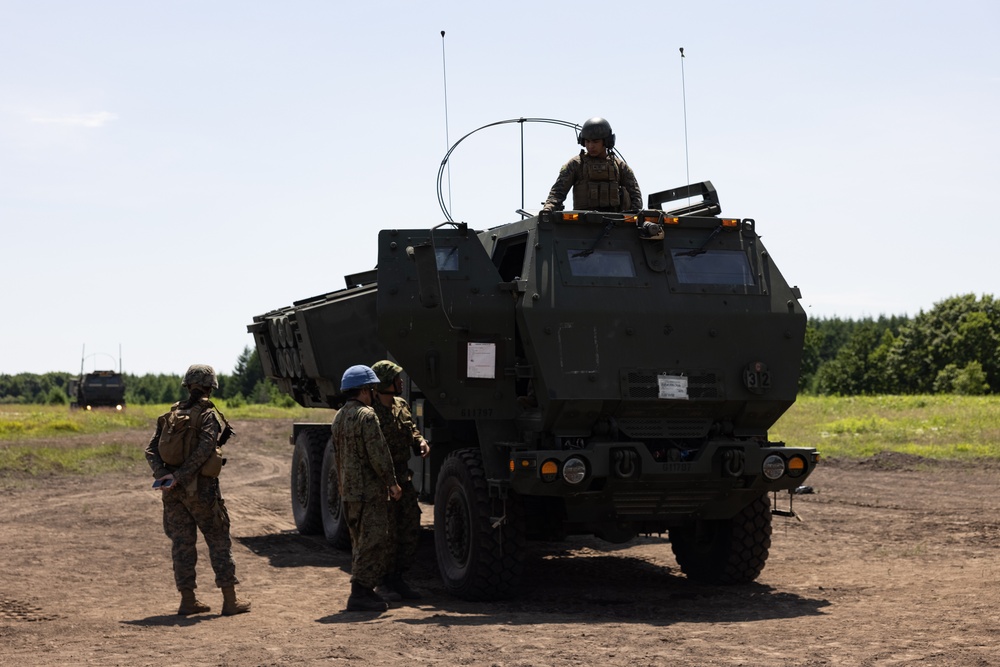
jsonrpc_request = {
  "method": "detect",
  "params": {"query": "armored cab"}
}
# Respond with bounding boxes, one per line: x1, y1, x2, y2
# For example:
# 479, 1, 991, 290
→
248, 180, 818, 599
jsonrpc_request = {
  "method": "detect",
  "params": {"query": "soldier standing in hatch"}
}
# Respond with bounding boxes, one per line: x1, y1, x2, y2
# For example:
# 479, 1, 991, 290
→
541, 116, 642, 213
370, 360, 431, 601
145, 364, 251, 616
332, 364, 403, 612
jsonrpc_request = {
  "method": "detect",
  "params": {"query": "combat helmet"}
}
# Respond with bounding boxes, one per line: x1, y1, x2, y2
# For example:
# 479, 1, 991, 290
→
577, 117, 615, 149
371, 360, 403, 392
340, 364, 379, 391
183, 364, 219, 389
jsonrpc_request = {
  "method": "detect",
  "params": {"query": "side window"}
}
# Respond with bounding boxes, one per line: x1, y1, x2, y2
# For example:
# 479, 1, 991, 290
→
435, 246, 460, 271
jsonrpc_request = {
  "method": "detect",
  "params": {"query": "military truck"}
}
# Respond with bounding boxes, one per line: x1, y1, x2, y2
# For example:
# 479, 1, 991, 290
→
248, 179, 818, 600
69, 369, 126, 411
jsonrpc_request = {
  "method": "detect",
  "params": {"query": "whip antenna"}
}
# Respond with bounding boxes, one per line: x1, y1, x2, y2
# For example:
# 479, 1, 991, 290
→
680, 47, 690, 201
441, 31, 453, 214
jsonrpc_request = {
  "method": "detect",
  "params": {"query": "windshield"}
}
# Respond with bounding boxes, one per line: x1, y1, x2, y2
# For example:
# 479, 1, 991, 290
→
671, 249, 755, 286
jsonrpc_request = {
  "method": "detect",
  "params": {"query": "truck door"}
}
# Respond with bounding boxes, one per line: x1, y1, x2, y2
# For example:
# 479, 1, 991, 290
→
376, 227, 517, 421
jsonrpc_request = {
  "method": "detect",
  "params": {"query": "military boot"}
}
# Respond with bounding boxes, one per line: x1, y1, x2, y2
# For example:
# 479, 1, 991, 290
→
346, 582, 388, 612
385, 573, 422, 601
178, 588, 211, 615
221, 586, 251, 616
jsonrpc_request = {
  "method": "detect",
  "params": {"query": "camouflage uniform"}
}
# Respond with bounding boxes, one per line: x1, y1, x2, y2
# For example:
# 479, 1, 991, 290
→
372, 397, 424, 577
543, 151, 642, 212
146, 400, 238, 590
331, 400, 398, 589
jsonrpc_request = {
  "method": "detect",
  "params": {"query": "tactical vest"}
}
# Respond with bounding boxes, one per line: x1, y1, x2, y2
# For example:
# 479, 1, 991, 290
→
157, 398, 227, 478
573, 154, 622, 211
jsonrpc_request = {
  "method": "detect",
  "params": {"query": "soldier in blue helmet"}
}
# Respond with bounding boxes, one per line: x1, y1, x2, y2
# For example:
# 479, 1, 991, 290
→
331, 364, 402, 612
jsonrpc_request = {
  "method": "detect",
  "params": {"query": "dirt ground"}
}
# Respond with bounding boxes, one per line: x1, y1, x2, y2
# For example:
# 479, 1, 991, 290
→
2, 419, 999, 667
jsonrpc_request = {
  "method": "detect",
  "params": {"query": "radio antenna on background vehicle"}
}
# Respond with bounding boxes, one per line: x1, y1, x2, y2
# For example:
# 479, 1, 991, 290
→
680, 47, 691, 203
440, 30, 453, 216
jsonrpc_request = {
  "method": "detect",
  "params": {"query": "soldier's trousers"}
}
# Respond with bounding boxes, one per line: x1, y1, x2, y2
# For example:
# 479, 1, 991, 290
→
344, 499, 391, 589
388, 481, 421, 575
162, 477, 238, 590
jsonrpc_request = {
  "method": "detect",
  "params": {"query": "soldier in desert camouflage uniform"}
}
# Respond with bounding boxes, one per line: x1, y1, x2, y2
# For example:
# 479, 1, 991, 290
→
370, 360, 430, 601
542, 117, 642, 213
145, 364, 251, 616
331, 364, 402, 612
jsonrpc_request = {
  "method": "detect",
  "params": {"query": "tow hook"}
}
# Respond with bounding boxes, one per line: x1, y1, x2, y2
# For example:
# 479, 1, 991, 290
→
771, 489, 804, 522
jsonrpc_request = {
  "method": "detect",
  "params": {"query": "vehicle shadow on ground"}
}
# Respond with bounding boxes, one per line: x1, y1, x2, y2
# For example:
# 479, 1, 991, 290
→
237, 531, 351, 572
263, 529, 833, 627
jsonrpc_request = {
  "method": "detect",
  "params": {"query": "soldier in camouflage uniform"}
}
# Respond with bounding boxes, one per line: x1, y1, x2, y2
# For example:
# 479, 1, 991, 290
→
145, 364, 251, 616
542, 117, 642, 213
370, 360, 431, 601
331, 364, 402, 612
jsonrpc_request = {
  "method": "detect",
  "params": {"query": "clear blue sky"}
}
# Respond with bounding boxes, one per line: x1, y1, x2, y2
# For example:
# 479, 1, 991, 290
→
2, 1, 997, 375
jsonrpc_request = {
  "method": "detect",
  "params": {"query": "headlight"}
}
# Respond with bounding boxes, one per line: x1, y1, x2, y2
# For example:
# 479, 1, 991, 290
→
562, 457, 587, 485
762, 454, 786, 480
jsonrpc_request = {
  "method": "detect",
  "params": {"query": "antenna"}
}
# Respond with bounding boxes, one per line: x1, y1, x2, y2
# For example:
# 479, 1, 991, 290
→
119, 343, 123, 374
80, 344, 85, 376
440, 30, 453, 215
679, 47, 691, 198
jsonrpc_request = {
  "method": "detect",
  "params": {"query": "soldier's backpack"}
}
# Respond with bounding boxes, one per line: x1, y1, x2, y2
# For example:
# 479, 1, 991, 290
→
157, 399, 230, 477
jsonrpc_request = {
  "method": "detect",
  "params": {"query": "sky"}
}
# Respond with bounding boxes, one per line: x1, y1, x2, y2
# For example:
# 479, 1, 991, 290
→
1, 0, 998, 376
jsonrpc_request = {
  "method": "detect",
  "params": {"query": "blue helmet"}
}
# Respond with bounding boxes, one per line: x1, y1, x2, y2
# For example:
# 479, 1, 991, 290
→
340, 364, 379, 391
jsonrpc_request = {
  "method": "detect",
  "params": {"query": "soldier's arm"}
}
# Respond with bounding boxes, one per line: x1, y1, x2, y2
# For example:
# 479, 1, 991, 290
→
542, 158, 579, 211
145, 416, 169, 478
172, 410, 220, 487
621, 162, 642, 211
399, 400, 428, 456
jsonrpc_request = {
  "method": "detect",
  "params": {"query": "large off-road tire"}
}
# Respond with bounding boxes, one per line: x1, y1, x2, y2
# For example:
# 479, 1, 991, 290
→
669, 494, 772, 584
434, 449, 525, 600
290, 426, 328, 535
319, 439, 351, 550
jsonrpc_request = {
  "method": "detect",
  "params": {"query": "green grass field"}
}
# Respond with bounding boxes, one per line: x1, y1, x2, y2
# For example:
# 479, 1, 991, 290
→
1, 395, 996, 475
771, 395, 1000, 460
0, 403, 330, 476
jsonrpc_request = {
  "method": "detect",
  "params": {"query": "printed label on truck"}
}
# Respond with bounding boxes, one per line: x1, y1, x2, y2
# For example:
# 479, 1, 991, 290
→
658, 374, 689, 400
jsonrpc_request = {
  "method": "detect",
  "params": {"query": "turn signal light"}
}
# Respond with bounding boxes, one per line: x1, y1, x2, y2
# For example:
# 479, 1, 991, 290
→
540, 459, 559, 482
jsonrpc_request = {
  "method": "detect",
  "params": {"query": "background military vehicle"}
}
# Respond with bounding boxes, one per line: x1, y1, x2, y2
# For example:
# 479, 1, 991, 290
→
249, 119, 818, 598
69, 370, 126, 410
69, 347, 126, 411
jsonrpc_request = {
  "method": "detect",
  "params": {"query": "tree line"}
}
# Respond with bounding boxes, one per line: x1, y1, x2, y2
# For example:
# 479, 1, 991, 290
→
801, 293, 997, 395
2, 293, 997, 404
0, 346, 284, 406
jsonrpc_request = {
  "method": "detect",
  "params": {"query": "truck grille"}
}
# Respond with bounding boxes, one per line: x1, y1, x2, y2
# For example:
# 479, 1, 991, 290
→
616, 418, 711, 439
612, 488, 721, 516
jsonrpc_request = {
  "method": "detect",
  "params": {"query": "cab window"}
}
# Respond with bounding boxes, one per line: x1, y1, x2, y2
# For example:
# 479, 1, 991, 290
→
671, 249, 755, 286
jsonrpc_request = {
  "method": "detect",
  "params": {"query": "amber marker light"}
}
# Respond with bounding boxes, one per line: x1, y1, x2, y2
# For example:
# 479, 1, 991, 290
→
559, 213, 580, 222
787, 455, 807, 478
664, 217, 681, 225
624, 214, 638, 223
540, 460, 559, 482
722, 218, 739, 228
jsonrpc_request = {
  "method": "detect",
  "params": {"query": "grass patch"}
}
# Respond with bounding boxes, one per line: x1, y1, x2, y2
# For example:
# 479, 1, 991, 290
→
772, 395, 1000, 460
0, 403, 331, 442
0, 403, 331, 476
0, 442, 147, 475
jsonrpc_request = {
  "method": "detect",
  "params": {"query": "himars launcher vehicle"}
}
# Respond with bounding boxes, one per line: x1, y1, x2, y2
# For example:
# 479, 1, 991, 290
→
249, 179, 818, 600
69, 347, 125, 411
